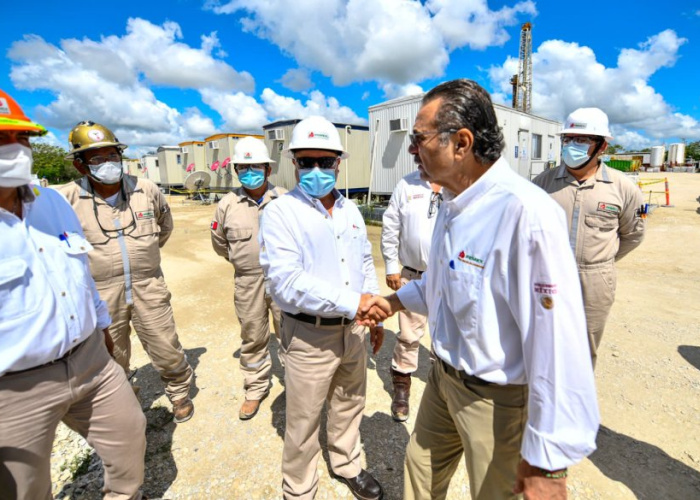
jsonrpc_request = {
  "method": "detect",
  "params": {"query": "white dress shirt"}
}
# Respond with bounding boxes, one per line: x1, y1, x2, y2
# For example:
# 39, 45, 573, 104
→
259, 186, 380, 319
0, 185, 111, 376
397, 158, 600, 470
381, 170, 439, 275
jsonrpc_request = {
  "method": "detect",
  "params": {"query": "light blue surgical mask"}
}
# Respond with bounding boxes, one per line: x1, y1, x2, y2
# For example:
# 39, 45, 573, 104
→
89, 161, 124, 185
298, 167, 336, 198
562, 142, 591, 169
237, 167, 266, 189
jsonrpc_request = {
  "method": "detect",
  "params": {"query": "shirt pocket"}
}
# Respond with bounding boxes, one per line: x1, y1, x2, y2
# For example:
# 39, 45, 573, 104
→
584, 214, 617, 232
0, 257, 33, 322
583, 214, 618, 261
445, 268, 481, 332
227, 227, 253, 242
58, 235, 93, 289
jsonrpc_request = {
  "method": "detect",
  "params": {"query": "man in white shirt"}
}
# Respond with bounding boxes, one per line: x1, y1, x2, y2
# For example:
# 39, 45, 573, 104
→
381, 170, 440, 422
0, 90, 146, 499
259, 116, 384, 500
361, 80, 599, 499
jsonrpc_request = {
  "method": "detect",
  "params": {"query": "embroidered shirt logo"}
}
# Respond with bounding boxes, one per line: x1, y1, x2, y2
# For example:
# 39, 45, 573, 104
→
457, 251, 484, 269
597, 202, 620, 214
541, 296, 554, 309
210, 221, 218, 230
135, 210, 155, 220
534, 282, 558, 294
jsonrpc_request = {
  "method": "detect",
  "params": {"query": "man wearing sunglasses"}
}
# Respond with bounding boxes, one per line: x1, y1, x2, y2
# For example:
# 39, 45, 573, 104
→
259, 116, 384, 500
359, 80, 599, 499
533, 108, 645, 368
61, 121, 194, 424
0, 91, 146, 499
210, 137, 287, 420
381, 169, 441, 422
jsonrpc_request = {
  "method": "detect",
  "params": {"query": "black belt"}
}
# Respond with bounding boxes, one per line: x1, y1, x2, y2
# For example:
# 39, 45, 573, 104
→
403, 266, 424, 275
439, 358, 493, 386
4, 337, 89, 377
286, 312, 351, 327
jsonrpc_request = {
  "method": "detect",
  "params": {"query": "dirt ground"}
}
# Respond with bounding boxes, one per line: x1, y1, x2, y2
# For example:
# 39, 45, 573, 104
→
53, 172, 700, 499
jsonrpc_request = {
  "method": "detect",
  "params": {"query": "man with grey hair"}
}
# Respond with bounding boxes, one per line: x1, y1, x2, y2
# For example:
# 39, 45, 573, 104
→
361, 79, 600, 499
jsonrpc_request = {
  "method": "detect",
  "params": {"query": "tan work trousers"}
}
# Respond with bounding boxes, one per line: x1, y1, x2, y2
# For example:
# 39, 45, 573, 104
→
98, 275, 193, 402
404, 359, 527, 500
579, 260, 617, 368
233, 272, 282, 400
280, 314, 368, 500
392, 267, 428, 374
0, 331, 146, 500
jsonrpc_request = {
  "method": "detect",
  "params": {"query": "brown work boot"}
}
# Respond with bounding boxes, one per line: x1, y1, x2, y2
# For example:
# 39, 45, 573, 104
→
239, 392, 269, 420
391, 368, 411, 422
172, 397, 194, 423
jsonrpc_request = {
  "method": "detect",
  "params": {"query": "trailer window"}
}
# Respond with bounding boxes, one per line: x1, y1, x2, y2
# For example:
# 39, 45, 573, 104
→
532, 134, 542, 160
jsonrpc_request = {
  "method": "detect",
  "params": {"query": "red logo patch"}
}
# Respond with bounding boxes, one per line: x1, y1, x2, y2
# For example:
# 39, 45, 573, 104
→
459, 250, 466, 259
210, 221, 218, 230
308, 132, 315, 138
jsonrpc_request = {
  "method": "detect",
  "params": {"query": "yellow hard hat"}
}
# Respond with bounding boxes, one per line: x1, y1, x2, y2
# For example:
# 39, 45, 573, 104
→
66, 121, 127, 159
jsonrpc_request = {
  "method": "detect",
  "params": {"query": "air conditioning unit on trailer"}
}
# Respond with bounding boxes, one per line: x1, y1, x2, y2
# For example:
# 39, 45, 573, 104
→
267, 129, 285, 141
180, 147, 189, 154
208, 141, 219, 150
389, 118, 408, 133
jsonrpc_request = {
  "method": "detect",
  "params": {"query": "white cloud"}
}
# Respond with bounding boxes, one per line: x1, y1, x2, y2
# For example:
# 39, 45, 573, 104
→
488, 29, 699, 148
280, 68, 314, 92
205, 0, 534, 86
427, 0, 537, 50
7, 19, 255, 149
200, 89, 269, 131
381, 83, 424, 100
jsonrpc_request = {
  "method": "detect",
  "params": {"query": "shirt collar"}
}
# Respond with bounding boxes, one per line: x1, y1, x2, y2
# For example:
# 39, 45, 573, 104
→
443, 157, 506, 211
555, 162, 613, 185
293, 185, 344, 210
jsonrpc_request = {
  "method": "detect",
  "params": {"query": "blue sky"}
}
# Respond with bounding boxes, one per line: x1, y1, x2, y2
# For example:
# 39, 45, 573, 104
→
2, 0, 699, 154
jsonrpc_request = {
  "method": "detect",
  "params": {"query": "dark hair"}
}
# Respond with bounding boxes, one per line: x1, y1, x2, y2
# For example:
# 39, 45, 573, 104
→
422, 79, 505, 163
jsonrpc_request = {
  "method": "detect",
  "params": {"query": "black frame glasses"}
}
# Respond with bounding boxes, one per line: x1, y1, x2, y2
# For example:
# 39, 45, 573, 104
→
428, 191, 443, 218
409, 129, 458, 149
294, 156, 339, 170
91, 194, 137, 238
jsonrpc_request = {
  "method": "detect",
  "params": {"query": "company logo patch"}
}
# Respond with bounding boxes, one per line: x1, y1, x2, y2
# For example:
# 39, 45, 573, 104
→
244, 152, 252, 159
408, 194, 425, 201
457, 250, 484, 269
87, 129, 105, 142
569, 122, 587, 129
597, 202, 621, 214
210, 221, 218, 230
541, 296, 554, 309
534, 282, 558, 294
308, 131, 329, 140
0, 98, 10, 115
135, 210, 155, 220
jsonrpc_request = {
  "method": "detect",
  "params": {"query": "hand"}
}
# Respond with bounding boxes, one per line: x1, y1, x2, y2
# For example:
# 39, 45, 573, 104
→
103, 328, 115, 358
356, 294, 390, 326
513, 459, 567, 500
386, 273, 402, 291
369, 325, 384, 354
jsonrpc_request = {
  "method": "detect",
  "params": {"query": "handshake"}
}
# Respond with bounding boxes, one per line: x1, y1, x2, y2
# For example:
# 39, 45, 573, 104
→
356, 293, 404, 327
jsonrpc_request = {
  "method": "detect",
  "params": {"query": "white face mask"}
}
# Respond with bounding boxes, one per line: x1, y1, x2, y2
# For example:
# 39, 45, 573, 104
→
0, 143, 33, 187
89, 161, 124, 185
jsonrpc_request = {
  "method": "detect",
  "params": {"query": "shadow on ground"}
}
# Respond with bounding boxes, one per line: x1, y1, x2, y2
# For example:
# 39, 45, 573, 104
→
56, 347, 207, 499
678, 345, 700, 371
589, 425, 700, 499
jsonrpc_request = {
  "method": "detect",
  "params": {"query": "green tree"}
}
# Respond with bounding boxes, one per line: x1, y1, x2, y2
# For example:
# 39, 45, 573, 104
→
686, 141, 700, 161
30, 142, 82, 185
605, 144, 625, 154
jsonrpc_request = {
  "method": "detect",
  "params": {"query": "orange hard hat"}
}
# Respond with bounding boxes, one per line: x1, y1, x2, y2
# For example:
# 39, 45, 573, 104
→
0, 89, 47, 136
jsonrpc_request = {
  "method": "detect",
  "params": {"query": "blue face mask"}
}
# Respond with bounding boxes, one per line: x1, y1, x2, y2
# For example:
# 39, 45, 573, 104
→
562, 142, 592, 169
237, 167, 266, 189
298, 167, 336, 198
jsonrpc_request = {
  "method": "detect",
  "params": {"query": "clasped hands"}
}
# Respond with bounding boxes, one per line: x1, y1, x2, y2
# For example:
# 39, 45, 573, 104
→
356, 293, 401, 327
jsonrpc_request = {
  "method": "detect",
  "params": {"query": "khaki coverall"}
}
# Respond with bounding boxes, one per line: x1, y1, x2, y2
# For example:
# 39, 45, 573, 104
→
61, 175, 193, 402
533, 163, 645, 366
210, 184, 286, 400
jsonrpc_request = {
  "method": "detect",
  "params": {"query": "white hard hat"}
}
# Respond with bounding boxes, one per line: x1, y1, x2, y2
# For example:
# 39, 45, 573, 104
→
559, 108, 613, 141
232, 136, 275, 165
283, 116, 349, 159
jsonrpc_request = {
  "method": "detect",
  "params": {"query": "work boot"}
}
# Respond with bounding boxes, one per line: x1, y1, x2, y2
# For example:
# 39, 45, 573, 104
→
332, 469, 384, 500
239, 392, 269, 420
390, 368, 411, 422
172, 397, 194, 423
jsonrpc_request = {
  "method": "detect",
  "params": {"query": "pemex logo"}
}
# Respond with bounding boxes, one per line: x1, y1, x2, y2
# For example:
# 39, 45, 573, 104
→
244, 152, 252, 159
308, 131, 329, 140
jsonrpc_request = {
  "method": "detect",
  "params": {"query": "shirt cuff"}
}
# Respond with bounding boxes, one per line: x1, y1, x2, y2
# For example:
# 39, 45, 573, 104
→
396, 281, 428, 316
521, 423, 598, 470
385, 260, 401, 275
338, 291, 362, 320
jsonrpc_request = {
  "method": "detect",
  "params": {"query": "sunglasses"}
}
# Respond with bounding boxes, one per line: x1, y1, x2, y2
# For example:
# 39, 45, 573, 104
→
294, 156, 338, 169
428, 191, 443, 218
409, 129, 458, 149
562, 136, 598, 146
